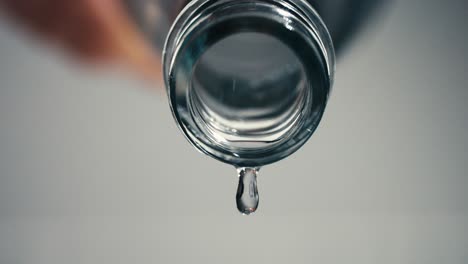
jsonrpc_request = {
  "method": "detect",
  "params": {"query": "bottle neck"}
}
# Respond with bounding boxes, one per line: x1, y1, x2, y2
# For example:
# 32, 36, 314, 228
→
162, 0, 335, 166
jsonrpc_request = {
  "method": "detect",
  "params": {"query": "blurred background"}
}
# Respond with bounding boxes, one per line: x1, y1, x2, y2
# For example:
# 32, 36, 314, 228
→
0, 0, 467, 263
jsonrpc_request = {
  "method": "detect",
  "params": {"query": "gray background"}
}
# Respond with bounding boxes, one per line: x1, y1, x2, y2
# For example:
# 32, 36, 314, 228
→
0, 0, 467, 263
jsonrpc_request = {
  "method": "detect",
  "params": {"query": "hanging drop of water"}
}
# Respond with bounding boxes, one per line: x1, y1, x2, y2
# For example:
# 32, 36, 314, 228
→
236, 167, 260, 215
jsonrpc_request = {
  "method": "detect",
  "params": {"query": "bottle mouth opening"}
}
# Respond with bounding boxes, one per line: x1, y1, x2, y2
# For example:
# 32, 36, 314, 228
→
163, 0, 335, 167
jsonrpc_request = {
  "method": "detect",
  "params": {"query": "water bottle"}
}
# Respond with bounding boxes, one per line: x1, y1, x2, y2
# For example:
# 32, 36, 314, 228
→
125, 0, 381, 214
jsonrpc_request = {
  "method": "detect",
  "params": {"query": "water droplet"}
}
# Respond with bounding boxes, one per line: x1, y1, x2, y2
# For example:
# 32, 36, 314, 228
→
236, 167, 259, 215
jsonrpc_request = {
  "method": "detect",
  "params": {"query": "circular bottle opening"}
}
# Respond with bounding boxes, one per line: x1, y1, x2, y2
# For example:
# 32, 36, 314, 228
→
164, 0, 335, 167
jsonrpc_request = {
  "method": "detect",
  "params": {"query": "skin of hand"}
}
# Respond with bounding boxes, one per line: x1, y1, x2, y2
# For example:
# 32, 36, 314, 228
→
0, 0, 162, 82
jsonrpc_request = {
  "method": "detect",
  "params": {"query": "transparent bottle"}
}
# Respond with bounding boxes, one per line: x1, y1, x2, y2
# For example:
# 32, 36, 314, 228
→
125, 0, 340, 214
